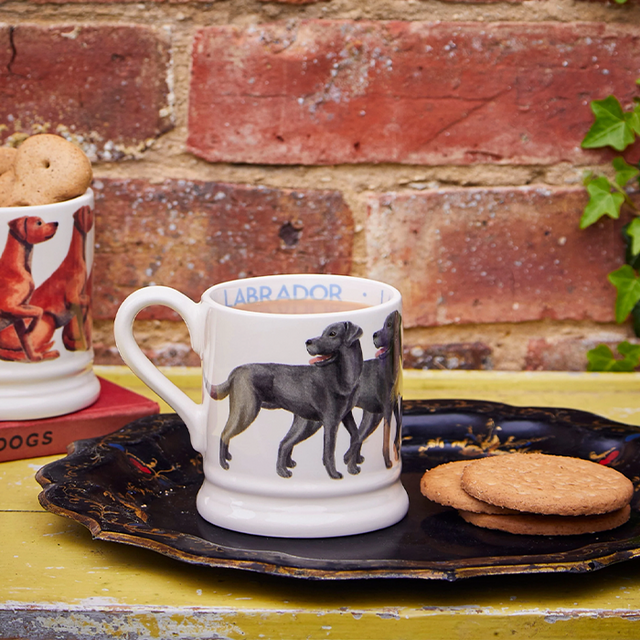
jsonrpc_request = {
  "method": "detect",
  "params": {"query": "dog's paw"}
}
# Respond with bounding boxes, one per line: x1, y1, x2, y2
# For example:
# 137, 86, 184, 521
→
62, 338, 85, 351
347, 462, 361, 475
0, 349, 27, 362
276, 467, 292, 479
219, 447, 231, 470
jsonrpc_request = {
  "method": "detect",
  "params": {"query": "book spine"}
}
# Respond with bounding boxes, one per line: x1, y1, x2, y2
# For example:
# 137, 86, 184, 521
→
0, 412, 157, 463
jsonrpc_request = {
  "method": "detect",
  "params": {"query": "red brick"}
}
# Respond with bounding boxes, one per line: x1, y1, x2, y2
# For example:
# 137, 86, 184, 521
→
366, 187, 633, 328
258, 0, 327, 3
13, 0, 203, 3
12, 0, 212, 3
403, 341, 492, 369
525, 337, 638, 371
92, 179, 354, 320
0, 25, 172, 159
188, 21, 640, 166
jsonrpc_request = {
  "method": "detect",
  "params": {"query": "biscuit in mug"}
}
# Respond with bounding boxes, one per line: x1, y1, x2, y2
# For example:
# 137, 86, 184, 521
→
0, 147, 17, 207
0, 147, 16, 175
1, 134, 92, 207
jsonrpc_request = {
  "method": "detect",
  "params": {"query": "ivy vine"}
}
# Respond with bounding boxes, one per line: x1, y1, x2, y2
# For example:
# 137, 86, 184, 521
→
581, 80, 640, 371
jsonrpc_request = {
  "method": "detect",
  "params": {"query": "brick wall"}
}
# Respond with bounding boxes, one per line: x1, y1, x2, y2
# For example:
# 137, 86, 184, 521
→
3, 0, 639, 371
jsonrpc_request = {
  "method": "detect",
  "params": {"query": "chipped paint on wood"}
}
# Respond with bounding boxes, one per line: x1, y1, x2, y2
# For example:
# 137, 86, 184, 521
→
4, 607, 640, 640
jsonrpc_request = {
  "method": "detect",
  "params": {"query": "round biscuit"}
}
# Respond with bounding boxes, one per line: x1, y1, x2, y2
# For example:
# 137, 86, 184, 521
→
420, 460, 519, 515
461, 453, 634, 516
8, 134, 92, 206
0, 169, 15, 207
458, 504, 631, 536
0, 147, 16, 175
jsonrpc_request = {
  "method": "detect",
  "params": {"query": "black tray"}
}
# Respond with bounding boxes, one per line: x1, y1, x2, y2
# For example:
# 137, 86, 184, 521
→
36, 399, 640, 580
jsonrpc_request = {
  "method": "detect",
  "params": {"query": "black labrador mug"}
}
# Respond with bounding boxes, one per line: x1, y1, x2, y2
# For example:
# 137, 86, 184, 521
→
114, 274, 408, 538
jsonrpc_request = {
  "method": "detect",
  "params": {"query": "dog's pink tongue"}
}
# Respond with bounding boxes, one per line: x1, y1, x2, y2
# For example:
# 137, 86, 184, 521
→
376, 347, 388, 358
309, 355, 330, 365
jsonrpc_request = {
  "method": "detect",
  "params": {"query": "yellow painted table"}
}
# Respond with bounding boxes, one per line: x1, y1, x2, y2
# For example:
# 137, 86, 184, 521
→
3, 367, 640, 639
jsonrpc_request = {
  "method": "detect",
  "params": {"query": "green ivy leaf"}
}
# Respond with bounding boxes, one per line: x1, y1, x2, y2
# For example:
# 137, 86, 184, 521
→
618, 340, 640, 363
582, 96, 637, 151
586, 342, 640, 371
622, 223, 640, 269
629, 104, 640, 137
580, 176, 625, 228
612, 157, 640, 187
587, 345, 615, 371
632, 302, 640, 337
609, 265, 640, 323
622, 224, 640, 272
626, 218, 640, 259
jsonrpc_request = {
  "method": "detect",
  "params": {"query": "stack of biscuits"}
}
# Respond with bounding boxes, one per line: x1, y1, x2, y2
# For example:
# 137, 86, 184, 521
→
0, 134, 92, 207
420, 453, 634, 535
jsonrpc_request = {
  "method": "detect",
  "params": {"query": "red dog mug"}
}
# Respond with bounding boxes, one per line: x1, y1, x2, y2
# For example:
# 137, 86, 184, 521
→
0, 189, 99, 420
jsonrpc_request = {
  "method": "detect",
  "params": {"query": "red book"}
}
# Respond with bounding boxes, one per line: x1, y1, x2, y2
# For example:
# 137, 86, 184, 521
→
0, 377, 160, 463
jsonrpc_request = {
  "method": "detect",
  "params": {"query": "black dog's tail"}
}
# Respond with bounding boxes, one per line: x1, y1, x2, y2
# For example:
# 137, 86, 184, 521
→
205, 377, 231, 400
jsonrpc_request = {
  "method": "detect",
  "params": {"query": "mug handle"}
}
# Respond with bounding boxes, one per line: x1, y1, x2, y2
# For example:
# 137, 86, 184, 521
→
113, 286, 208, 454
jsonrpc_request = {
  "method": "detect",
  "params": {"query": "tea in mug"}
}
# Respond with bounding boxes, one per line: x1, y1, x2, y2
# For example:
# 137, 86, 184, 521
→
233, 299, 371, 314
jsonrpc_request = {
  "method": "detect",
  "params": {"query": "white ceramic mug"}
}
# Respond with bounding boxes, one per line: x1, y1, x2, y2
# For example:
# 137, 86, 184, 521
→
0, 189, 99, 420
114, 274, 408, 538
